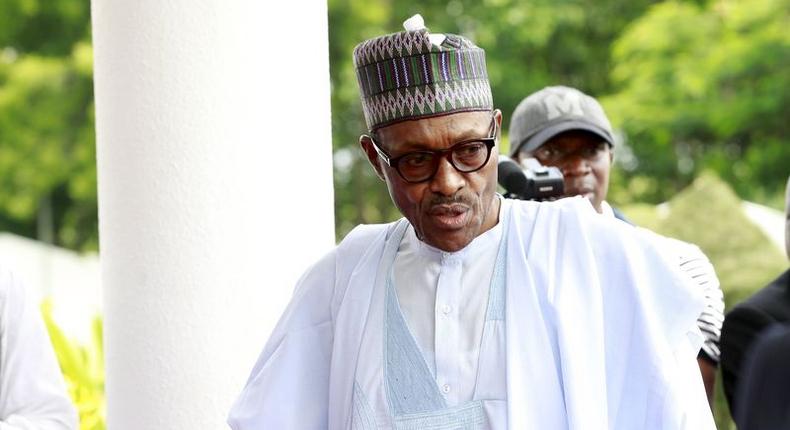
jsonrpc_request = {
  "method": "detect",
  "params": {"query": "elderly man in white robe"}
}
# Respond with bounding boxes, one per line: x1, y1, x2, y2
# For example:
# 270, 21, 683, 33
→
228, 15, 715, 430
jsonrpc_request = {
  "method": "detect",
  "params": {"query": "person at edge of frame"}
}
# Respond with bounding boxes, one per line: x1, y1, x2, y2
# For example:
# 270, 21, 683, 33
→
720, 175, 790, 426
0, 266, 78, 429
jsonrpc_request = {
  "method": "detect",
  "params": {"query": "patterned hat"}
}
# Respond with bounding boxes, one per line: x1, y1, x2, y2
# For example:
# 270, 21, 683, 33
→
509, 86, 614, 157
353, 15, 493, 131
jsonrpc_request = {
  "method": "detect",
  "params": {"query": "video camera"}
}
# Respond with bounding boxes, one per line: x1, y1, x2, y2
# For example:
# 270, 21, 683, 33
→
498, 156, 564, 201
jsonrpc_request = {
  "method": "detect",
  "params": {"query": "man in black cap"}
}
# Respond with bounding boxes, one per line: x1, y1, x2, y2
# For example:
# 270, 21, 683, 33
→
508, 85, 725, 405
508, 86, 615, 215
720, 175, 790, 423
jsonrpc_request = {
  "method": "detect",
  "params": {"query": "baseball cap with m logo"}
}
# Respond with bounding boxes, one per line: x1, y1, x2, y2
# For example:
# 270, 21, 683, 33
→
508, 85, 614, 157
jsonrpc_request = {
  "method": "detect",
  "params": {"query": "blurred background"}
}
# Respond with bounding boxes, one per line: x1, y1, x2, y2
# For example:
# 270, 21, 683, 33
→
1, 0, 788, 428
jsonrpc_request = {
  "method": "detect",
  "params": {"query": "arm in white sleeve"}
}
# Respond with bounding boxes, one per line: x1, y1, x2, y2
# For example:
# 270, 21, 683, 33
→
0, 268, 78, 429
674, 241, 724, 362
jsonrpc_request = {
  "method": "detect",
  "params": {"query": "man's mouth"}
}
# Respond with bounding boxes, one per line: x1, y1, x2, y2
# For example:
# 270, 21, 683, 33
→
565, 184, 594, 200
428, 204, 470, 229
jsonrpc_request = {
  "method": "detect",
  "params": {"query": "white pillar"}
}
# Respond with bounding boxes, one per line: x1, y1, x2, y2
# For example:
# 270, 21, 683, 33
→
92, 1, 334, 428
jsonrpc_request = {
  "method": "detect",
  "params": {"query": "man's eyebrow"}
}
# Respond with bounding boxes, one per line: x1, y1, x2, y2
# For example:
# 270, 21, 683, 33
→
374, 139, 432, 156
452, 121, 493, 142
379, 120, 491, 151
455, 129, 486, 141
383, 139, 432, 151
398, 129, 488, 151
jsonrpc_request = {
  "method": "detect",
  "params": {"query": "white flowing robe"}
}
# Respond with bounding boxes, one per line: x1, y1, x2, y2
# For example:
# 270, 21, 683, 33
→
0, 267, 78, 430
229, 197, 714, 429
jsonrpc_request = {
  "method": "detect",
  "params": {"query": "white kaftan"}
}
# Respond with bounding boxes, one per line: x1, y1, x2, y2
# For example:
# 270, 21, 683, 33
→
228, 197, 714, 429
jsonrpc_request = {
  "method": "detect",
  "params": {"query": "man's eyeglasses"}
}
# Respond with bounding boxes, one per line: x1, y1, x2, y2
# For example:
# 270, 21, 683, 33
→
530, 140, 610, 165
368, 114, 498, 183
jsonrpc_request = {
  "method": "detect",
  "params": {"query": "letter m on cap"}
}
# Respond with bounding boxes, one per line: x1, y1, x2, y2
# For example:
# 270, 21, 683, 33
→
543, 92, 584, 120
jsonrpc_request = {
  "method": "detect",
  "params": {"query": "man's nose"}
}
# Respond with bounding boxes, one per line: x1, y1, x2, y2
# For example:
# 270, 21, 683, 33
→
559, 154, 591, 177
429, 157, 465, 196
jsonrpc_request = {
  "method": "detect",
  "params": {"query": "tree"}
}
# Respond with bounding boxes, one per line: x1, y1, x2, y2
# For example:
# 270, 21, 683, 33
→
603, 0, 790, 206
0, 0, 96, 251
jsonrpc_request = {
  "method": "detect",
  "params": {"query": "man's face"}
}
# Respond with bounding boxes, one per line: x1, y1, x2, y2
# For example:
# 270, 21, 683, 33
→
519, 130, 613, 213
360, 111, 502, 252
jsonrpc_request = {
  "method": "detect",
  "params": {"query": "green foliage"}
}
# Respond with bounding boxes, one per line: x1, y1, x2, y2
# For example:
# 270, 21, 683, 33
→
622, 173, 787, 428
41, 301, 105, 430
0, 0, 90, 56
604, 0, 790, 204
0, 0, 96, 251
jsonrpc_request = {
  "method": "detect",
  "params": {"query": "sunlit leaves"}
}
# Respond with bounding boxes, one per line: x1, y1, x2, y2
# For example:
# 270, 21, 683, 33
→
0, 10, 95, 250
605, 0, 789, 203
41, 300, 105, 430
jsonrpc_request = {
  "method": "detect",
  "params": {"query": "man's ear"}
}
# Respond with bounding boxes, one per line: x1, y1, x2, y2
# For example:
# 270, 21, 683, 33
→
493, 109, 503, 136
360, 135, 386, 181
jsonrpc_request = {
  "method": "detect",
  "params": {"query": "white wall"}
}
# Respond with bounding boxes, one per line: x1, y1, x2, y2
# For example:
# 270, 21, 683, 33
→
91, 1, 335, 428
0, 233, 100, 343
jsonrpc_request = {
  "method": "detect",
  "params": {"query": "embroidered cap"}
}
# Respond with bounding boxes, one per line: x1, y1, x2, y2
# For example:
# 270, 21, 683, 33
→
353, 14, 493, 131
508, 86, 614, 157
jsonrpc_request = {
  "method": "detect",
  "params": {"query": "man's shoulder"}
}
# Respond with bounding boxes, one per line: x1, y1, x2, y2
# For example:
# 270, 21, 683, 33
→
295, 223, 395, 288
660, 236, 706, 258
505, 197, 638, 244
730, 269, 790, 320
506, 196, 596, 222
337, 221, 399, 255
322, 221, 401, 298
0, 263, 25, 309
342, 222, 395, 243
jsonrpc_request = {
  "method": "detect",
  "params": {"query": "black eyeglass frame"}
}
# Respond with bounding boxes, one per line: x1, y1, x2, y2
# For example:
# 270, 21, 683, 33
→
367, 113, 499, 183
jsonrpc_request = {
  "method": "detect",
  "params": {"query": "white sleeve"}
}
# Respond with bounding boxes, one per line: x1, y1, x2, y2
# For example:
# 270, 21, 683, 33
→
674, 242, 724, 362
0, 269, 78, 430
629, 229, 716, 429
228, 251, 337, 430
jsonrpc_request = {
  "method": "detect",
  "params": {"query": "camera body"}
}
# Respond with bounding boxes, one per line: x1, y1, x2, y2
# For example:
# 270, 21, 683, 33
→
498, 156, 564, 201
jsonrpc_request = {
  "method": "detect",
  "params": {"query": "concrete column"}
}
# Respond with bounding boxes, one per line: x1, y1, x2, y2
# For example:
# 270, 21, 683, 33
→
92, 1, 334, 428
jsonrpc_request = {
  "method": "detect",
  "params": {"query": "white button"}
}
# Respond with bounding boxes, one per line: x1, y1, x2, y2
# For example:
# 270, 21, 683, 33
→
441, 304, 452, 315
442, 384, 451, 394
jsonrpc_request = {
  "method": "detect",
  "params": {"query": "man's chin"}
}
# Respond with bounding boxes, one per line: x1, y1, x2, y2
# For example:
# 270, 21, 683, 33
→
561, 193, 601, 212
569, 191, 594, 201
564, 190, 596, 203
422, 230, 474, 253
